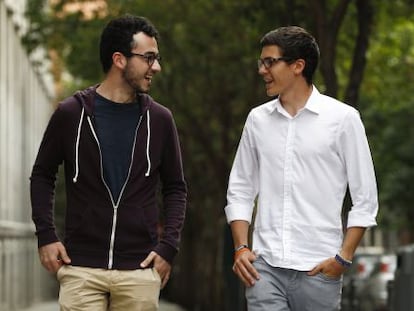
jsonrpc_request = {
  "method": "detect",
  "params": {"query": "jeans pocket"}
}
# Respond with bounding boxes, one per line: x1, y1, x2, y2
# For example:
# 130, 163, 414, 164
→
317, 272, 342, 282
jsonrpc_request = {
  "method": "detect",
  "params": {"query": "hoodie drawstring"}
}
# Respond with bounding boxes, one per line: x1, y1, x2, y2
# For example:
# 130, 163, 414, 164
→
145, 110, 151, 177
73, 106, 151, 181
73, 107, 84, 183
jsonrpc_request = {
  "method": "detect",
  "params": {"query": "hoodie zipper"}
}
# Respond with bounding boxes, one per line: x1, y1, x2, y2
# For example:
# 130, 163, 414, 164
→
87, 114, 143, 269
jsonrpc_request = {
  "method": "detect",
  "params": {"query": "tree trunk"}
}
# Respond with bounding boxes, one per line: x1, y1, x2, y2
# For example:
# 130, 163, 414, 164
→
309, 0, 352, 98
344, 0, 374, 108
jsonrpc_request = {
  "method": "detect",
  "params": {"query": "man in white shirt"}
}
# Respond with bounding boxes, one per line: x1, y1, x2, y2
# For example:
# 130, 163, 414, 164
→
225, 26, 378, 310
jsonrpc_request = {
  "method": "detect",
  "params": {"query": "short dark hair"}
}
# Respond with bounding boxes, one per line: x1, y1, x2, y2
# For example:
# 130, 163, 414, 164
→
260, 26, 319, 85
99, 14, 159, 73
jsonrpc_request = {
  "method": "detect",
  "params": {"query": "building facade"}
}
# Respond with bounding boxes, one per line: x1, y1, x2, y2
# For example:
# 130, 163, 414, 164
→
0, 0, 56, 309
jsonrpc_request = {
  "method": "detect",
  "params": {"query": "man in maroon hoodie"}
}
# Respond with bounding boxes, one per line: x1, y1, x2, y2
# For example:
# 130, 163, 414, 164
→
30, 14, 187, 310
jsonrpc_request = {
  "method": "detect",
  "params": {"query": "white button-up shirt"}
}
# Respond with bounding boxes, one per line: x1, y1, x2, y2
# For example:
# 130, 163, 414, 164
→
225, 87, 378, 271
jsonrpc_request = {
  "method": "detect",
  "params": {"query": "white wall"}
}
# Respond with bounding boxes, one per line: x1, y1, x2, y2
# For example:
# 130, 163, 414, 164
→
0, 0, 53, 223
0, 0, 56, 309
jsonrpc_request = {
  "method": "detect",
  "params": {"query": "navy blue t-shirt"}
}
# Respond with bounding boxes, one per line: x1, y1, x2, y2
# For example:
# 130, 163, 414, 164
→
94, 93, 142, 202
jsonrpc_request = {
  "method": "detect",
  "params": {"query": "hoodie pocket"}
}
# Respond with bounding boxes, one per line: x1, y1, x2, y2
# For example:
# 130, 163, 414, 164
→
114, 203, 159, 256
65, 202, 113, 252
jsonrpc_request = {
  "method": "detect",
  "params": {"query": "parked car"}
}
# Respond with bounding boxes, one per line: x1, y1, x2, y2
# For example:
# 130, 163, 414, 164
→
357, 253, 397, 311
341, 247, 385, 311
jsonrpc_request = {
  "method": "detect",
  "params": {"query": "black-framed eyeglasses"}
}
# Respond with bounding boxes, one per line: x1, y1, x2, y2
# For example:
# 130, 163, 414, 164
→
257, 57, 291, 70
129, 52, 161, 67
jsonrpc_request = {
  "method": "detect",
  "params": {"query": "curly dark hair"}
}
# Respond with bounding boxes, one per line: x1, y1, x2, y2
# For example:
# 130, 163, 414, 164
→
99, 14, 159, 73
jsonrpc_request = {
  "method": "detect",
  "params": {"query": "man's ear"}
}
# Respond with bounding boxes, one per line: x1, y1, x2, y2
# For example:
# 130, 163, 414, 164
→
293, 59, 306, 75
112, 52, 127, 70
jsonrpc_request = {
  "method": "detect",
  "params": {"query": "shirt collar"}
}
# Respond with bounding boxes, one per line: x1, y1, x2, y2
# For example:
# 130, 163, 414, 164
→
304, 86, 321, 114
266, 85, 322, 115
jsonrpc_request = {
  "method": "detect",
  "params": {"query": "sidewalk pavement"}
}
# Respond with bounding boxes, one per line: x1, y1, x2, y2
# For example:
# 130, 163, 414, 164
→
20, 299, 186, 311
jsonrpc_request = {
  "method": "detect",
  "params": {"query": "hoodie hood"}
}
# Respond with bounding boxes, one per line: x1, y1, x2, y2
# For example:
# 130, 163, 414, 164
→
73, 84, 154, 116
72, 85, 154, 183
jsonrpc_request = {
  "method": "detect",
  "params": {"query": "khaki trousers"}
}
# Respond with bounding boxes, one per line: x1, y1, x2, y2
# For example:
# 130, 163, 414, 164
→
57, 265, 161, 311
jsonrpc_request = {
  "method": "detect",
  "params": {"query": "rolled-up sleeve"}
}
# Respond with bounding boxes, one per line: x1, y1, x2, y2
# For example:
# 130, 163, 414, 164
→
338, 110, 378, 228
225, 114, 259, 224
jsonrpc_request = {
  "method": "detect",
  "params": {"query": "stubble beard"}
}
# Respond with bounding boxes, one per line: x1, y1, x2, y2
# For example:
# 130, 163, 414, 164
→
122, 65, 148, 94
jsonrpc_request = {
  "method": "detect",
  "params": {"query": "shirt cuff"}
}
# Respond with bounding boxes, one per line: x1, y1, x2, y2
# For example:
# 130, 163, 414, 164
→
153, 241, 178, 264
36, 229, 59, 248
224, 204, 253, 224
347, 209, 377, 228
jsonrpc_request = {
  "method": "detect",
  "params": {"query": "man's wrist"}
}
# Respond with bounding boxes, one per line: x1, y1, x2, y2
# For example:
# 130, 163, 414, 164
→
335, 253, 352, 268
234, 244, 250, 261
234, 244, 249, 252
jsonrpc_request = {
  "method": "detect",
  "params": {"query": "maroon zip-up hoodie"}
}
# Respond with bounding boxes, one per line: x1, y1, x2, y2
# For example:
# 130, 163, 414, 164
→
30, 85, 187, 270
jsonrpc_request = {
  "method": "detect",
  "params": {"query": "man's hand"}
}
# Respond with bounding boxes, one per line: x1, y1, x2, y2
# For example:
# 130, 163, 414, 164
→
307, 256, 345, 278
232, 249, 260, 287
38, 241, 71, 273
140, 251, 171, 288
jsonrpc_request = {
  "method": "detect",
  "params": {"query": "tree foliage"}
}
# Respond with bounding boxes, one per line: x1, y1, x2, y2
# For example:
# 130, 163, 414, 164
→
23, 0, 414, 309
360, 1, 414, 239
